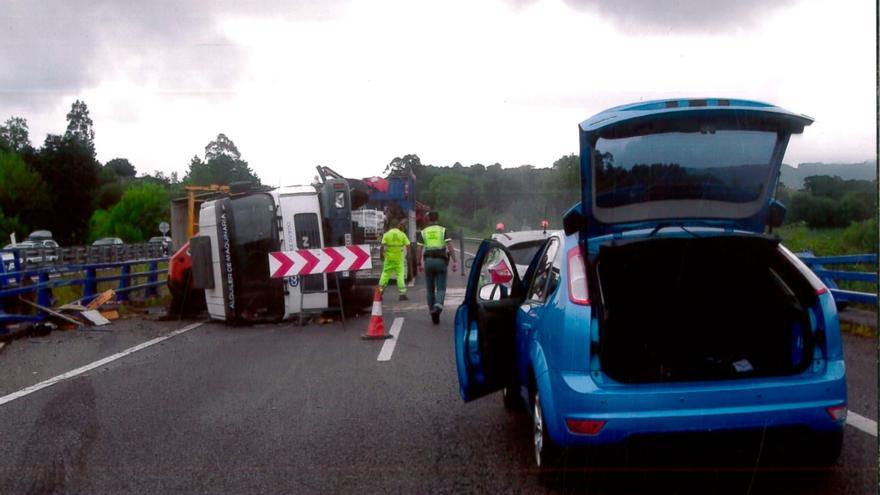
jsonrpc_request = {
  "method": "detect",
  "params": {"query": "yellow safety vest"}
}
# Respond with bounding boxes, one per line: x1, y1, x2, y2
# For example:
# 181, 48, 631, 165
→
382, 228, 410, 262
421, 225, 446, 250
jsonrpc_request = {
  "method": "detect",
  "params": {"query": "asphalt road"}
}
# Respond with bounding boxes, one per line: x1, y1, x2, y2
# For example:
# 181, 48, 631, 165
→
0, 269, 876, 494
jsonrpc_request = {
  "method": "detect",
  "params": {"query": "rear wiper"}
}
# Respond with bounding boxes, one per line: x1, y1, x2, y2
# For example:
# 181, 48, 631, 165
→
648, 222, 701, 238
648, 223, 671, 237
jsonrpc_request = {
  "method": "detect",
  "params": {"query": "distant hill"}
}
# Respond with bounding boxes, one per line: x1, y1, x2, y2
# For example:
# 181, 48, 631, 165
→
781, 161, 877, 189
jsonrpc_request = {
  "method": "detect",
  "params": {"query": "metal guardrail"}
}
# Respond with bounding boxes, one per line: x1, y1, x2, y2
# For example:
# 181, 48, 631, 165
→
796, 252, 877, 305
0, 243, 167, 273
0, 256, 169, 328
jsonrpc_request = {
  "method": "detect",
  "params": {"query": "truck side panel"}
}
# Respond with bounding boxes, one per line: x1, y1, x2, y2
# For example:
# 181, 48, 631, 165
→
279, 192, 328, 316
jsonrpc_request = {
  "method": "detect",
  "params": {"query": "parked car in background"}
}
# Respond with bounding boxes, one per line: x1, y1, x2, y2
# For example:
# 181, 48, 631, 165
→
24, 230, 54, 242
92, 237, 124, 246
455, 98, 847, 472
1, 238, 60, 270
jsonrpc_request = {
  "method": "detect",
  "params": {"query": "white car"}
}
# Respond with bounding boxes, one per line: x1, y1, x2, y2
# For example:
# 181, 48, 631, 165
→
92, 237, 124, 246
2, 239, 60, 271
491, 230, 556, 274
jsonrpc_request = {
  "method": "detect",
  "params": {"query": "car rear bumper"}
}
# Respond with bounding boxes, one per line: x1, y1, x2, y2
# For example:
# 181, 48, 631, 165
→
543, 360, 847, 447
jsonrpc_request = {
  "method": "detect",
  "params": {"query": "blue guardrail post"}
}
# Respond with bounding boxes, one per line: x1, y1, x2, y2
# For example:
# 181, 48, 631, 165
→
117, 264, 130, 302
84, 267, 97, 302
37, 272, 51, 307
147, 261, 158, 297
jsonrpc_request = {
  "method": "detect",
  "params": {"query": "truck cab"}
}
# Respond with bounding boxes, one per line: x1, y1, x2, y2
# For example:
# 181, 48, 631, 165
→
194, 185, 327, 323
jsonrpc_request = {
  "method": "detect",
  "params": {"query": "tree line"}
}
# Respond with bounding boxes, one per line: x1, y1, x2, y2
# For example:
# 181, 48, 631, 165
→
385, 153, 580, 236
0, 101, 260, 246
394, 153, 877, 239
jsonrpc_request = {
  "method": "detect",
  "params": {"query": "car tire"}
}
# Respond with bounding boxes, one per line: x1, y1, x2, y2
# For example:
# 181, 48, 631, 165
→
808, 430, 843, 466
502, 384, 521, 411
533, 390, 563, 475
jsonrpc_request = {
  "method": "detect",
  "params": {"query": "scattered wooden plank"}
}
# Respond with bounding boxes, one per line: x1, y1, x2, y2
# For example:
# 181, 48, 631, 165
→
17, 298, 84, 327
99, 310, 119, 321
86, 289, 116, 310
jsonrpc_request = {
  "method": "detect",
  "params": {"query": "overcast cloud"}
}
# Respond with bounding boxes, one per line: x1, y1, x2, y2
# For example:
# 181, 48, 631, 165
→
0, 0, 874, 185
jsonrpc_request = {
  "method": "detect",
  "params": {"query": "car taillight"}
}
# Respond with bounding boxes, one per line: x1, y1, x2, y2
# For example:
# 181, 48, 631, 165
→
567, 246, 590, 305
566, 418, 606, 435
826, 405, 847, 422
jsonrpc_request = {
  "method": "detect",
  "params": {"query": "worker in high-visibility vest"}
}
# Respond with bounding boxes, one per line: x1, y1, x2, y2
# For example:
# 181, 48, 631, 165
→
416, 211, 457, 324
379, 220, 411, 301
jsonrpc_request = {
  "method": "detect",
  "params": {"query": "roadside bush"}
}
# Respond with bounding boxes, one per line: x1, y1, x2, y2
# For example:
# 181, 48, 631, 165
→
787, 193, 848, 228
88, 182, 169, 243
842, 218, 878, 254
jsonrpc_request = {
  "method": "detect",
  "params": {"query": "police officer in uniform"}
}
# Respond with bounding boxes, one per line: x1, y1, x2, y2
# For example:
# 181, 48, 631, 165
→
417, 211, 457, 324
379, 220, 410, 301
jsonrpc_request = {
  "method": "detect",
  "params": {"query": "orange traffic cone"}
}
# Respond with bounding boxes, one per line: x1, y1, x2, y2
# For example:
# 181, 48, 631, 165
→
362, 287, 393, 340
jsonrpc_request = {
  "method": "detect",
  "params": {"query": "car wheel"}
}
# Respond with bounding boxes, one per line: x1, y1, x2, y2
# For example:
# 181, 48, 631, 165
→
533, 390, 562, 472
809, 430, 843, 466
502, 384, 521, 411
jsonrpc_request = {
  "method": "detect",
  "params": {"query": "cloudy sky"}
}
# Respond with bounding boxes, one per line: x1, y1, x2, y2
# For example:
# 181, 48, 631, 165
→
2, 0, 875, 186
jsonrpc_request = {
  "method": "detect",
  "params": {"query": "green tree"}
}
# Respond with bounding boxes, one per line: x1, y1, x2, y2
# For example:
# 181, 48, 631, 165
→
33, 134, 101, 243
185, 135, 260, 186
0, 116, 31, 153
105, 157, 136, 178
0, 150, 50, 240
205, 133, 241, 161
64, 100, 95, 152
385, 154, 423, 175
89, 182, 170, 242
0, 209, 26, 245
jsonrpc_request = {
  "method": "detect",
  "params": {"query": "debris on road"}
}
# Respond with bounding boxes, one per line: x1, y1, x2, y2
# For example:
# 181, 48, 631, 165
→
87, 289, 116, 310
18, 298, 84, 328
80, 310, 110, 326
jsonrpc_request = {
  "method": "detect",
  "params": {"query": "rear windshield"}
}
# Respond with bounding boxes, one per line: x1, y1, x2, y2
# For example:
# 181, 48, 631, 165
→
593, 130, 777, 207
508, 241, 544, 266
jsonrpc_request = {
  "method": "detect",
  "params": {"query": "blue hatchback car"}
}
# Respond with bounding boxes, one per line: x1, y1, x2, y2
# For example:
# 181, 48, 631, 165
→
455, 98, 847, 470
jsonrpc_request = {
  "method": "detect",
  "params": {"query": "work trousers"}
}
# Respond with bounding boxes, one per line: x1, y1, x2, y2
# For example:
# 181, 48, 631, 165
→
424, 257, 448, 311
379, 258, 407, 294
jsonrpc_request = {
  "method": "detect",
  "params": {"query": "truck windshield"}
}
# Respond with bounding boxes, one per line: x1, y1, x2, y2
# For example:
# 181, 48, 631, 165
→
593, 130, 777, 208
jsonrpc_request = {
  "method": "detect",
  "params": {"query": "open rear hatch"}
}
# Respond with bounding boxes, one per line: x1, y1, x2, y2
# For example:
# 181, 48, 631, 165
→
577, 99, 814, 237
593, 234, 820, 383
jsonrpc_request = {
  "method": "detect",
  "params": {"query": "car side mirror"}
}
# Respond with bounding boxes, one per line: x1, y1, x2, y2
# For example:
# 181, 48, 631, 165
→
479, 283, 502, 301
563, 208, 585, 236
766, 200, 786, 229
464, 258, 474, 270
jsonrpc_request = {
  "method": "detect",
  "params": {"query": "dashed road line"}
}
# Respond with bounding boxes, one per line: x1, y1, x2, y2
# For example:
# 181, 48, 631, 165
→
0, 321, 205, 407
847, 411, 877, 436
377, 317, 404, 362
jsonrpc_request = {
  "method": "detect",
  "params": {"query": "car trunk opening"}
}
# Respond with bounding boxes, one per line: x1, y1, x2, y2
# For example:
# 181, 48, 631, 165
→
593, 234, 819, 384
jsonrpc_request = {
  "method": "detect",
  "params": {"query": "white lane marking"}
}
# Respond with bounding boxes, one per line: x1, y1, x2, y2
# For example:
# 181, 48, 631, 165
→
377, 317, 404, 362
0, 321, 205, 407
847, 411, 878, 436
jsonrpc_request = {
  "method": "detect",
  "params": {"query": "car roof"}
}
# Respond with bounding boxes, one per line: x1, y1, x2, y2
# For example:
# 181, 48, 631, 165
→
491, 230, 558, 247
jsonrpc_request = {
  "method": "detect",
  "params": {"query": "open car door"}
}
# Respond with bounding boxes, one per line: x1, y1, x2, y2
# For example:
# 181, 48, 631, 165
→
455, 240, 523, 402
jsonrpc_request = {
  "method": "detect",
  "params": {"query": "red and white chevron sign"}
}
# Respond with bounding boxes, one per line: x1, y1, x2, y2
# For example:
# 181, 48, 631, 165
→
268, 245, 372, 278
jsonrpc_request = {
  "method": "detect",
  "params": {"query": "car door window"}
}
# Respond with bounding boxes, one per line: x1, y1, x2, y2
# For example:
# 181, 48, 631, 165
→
527, 238, 559, 303
545, 241, 563, 298
477, 247, 516, 302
